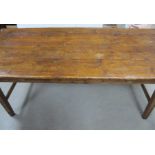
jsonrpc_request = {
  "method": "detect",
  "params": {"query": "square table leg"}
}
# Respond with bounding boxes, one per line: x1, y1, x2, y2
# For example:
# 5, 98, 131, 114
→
0, 88, 15, 116
0, 83, 17, 116
142, 90, 155, 119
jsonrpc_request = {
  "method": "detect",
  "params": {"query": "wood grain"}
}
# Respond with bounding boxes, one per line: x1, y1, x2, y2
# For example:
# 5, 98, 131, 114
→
0, 28, 155, 83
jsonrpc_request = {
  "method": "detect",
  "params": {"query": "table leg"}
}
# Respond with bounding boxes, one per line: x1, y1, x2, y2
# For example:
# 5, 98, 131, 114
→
0, 83, 17, 116
0, 88, 15, 116
142, 90, 155, 119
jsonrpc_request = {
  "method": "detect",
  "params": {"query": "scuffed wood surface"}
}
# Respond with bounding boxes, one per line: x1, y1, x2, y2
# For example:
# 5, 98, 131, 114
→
0, 28, 155, 83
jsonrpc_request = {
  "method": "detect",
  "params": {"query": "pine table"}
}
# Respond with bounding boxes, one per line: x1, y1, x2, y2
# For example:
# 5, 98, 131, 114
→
0, 28, 155, 119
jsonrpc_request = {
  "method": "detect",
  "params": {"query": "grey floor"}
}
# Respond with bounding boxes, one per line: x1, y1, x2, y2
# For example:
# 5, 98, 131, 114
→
0, 83, 155, 130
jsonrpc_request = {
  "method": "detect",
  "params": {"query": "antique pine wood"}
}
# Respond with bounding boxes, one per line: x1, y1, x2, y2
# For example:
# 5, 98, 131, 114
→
0, 28, 155, 119
0, 28, 155, 83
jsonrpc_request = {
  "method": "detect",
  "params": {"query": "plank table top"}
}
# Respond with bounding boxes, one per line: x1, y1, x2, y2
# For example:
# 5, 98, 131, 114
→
0, 28, 155, 83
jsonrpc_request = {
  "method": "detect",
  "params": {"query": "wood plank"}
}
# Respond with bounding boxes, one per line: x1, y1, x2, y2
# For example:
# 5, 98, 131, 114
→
0, 28, 155, 83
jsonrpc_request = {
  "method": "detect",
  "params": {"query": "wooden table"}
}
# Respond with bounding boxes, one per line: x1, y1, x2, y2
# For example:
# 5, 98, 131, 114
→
0, 28, 155, 119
